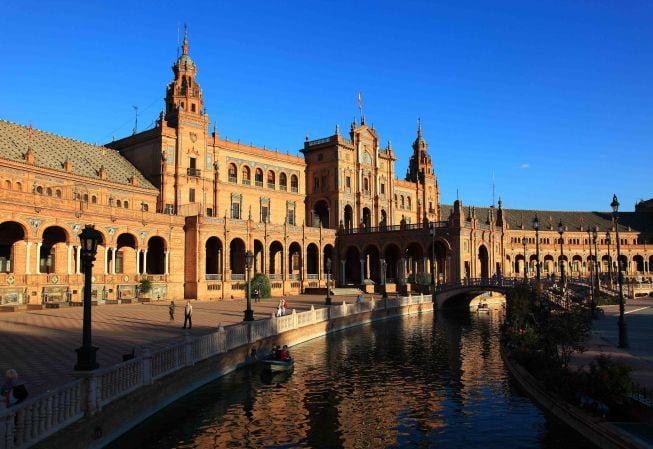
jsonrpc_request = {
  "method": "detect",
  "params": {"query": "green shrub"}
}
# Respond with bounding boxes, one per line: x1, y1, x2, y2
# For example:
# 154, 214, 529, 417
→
582, 355, 635, 405
139, 278, 152, 294
251, 273, 271, 299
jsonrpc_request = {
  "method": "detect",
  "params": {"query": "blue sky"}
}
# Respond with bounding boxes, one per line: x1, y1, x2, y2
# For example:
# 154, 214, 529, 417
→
3, 1, 652, 212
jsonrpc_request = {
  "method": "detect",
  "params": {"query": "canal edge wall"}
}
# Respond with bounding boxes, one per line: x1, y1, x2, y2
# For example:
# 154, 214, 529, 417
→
500, 348, 647, 449
32, 298, 433, 449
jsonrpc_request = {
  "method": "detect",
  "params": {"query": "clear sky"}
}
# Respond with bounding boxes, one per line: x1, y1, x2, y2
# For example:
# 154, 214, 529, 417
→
3, 1, 652, 212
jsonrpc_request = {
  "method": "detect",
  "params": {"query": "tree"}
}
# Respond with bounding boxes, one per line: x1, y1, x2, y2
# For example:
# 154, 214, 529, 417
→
251, 273, 271, 299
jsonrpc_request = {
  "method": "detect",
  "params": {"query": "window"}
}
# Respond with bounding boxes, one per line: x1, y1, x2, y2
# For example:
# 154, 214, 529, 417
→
188, 157, 200, 177
363, 178, 369, 193
255, 168, 263, 187
267, 171, 276, 189
345, 176, 351, 193
314, 177, 320, 192
407, 197, 412, 210
191, 103, 196, 112
36, 186, 43, 194
380, 183, 385, 195
123, 201, 129, 209
189, 188, 195, 203
228, 163, 237, 183
261, 206, 269, 223
91, 195, 97, 204
141, 202, 149, 212
400, 196, 405, 209
83, 194, 89, 203
287, 209, 295, 225
242, 166, 251, 185
55, 189, 62, 198
291, 175, 299, 192
117, 200, 122, 207
231, 202, 240, 219
46, 188, 52, 196
318, 153, 323, 161
206, 207, 213, 217
164, 203, 175, 215
280, 173, 287, 191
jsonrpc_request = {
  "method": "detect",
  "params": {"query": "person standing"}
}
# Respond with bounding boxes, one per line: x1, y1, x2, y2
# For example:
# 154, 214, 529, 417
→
169, 301, 175, 321
1, 369, 28, 408
183, 300, 193, 329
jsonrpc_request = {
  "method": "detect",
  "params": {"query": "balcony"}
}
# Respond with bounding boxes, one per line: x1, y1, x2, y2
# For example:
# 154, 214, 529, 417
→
228, 176, 237, 184
280, 185, 287, 191
242, 178, 251, 186
187, 168, 202, 177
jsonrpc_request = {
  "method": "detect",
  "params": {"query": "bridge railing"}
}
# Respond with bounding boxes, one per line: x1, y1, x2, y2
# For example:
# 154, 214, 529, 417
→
0, 294, 433, 449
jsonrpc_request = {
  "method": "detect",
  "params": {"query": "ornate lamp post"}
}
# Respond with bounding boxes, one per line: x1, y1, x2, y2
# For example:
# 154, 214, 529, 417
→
593, 226, 600, 295
558, 220, 566, 288
325, 257, 332, 305
606, 231, 613, 287
587, 229, 595, 315
75, 224, 101, 371
430, 226, 436, 298
381, 258, 388, 300
611, 194, 628, 348
243, 250, 254, 322
533, 215, 541, 282
522, 236, 528, 281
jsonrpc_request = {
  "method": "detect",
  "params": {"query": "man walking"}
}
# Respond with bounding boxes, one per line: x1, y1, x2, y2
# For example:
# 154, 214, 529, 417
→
169, 300, 175, 321
183, 300, 193, 329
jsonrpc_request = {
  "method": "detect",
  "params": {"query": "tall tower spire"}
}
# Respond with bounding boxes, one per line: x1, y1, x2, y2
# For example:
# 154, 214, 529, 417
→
182, 23, 189, 55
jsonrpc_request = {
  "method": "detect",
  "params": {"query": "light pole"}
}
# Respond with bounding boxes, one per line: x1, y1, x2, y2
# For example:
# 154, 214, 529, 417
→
533, 215, 541, 282
558, 220, 566, 289
325, 257, 332, 305
243, 250, 254, 321
611, 194, 628, 348
430, 225, 436, 298
75, 224, 101, 371
593, 226, 600, 296
587, 229, 595, 315
606, 231, 613, 287
522, 236, 528, 282
381, 258, 388, 299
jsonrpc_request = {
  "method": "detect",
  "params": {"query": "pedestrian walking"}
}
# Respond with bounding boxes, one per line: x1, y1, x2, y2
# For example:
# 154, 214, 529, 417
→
169, 300, 175, 321
277, 298, 284, 317
183, 300, 193, 329
282, 297, 288, 315
1, 369, 28, 408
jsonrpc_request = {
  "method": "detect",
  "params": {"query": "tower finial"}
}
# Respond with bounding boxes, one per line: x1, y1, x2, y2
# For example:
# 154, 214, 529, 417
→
417, 117, 422, 135
182, 24, 189, 55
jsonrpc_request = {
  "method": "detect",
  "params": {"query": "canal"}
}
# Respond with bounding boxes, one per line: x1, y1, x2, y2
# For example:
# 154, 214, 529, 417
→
110, 309, 591, 448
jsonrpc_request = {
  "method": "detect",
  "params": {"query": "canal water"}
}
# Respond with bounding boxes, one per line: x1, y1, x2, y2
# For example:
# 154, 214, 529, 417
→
110, 310, 591, 449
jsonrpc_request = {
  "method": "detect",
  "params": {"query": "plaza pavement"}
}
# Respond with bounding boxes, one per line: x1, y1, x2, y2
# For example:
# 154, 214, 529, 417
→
0, 293, 369, 397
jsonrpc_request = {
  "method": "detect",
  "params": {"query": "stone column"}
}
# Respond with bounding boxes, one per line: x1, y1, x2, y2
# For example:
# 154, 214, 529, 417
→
340, 260, 346, 287
359, 258, 365, 285
136, 250, 141, 275
103, 247, 108, 275
112, 248, 117, 275
365, 254, 370, 279
76, 246, 81, 274
143, 250, 148, 274
35, 242, 42, 274
67, 244, 73, 275
25, 242, 32, 275
165, 250, 170, 275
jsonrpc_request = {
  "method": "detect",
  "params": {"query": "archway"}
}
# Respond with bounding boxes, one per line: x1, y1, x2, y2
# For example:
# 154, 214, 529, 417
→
306, 243, 319, 276
343, 246, 362, 285
205, 237, 223, 278
116, 233, 138, 274
229, 238, 246, 275
146, 236, 166, 274
288, 242, 302, 279
254, 239, 264, 274
41, 226, 69, 274
269, 241, 284, 276
362, 207, 371, 229
344, 205, 353, 230
478, 245, 489, 280
633, 255, 644, 273
0, 221, 26, 273
313, 200, 330, 228
405, 242, 424, 283
362, 244, 381, 283
383, 243, 401, 284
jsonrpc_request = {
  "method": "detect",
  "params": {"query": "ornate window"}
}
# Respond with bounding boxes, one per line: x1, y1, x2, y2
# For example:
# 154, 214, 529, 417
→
291, 174, 299, 192
242, 166, 251, 185
228, 163, 237, 183
280, 172, 287, 191
267, 170, 276, 189
255, 168, 264, 187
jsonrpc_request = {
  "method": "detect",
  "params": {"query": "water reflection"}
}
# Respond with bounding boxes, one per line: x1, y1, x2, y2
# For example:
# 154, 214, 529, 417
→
110, 311, 591, 449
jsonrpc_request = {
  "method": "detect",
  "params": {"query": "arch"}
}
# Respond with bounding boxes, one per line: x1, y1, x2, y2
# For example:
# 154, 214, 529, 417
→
323, 244, 335, 281
515, 254, 526, 275
312, 200, 330, 228
269, 240, 284, 276
571, 255, 583, 273
4, 180, 10, 190
267, 170, 276, 189
115, 233, 138, 274
228, 163, 237, 183
382, 243, 401, 284
362, 244, 381, 283
543, 255, 554, 274
279, 172, 287, 190
430, 240, 449, 284
91, 195, 97, 204
46, 187, 52, 196
363, 177, 369, 193
146, 236, 166, 275
290, 174, 299, 192
343, 246, 362, 285
306, 243, 319, 275
344, 204, 353, 230
288, 242, 302, 279
40, 226, 70, 274
380, 209, 387, 229
229, 238, 247, 275
205, 236, 223, 276
633, 255, 644, 272
0, 221, 27, 273
407, 197, 412, 210
253, 239, 264, 274
405, 242, 424, 283
362, 207, 371, 229
255, 168, 264, 187
478, 245, 489, 279
242, 165, 251, 185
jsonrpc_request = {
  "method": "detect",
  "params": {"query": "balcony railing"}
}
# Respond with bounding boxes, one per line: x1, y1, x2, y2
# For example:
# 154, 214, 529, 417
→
291, 186, 298, 193
228, 176, 237, 183
255, 180, 263, 187
187, 168, 202, 177
267, 182, 275, 189
280, 185, 287, 191
242, 179, 251, 186
205, 274, 222, 281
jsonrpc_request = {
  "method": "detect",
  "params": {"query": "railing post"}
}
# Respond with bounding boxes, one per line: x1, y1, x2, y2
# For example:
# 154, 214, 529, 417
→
342, 301, 347, 315
143, 348, 152, 385
75, 371, 100, 417
292, 309, 298, 329
218, 324, 226, 353
184, 332, 194, 367
311, 304, 316, 323
1, 412, 16, 449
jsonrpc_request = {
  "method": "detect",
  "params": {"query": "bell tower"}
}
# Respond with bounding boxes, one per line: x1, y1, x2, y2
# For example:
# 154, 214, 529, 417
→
406, 119, 440, 222
165, 26, 204, 128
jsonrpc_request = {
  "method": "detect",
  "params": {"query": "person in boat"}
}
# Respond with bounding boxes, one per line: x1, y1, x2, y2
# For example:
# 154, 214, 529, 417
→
271, 345, 279, 360
279, 345, 290, 361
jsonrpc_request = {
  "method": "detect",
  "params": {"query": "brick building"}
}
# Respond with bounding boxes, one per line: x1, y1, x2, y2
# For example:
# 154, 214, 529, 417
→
0, 31, 651, 308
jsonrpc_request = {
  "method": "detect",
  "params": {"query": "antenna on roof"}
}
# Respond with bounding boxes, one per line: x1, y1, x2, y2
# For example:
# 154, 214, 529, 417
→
132, 106, 138, 135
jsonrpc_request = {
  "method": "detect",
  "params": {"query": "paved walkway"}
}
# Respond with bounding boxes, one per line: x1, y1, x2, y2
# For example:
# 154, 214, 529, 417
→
572, 297, 653, 392
0, 293, 372, 396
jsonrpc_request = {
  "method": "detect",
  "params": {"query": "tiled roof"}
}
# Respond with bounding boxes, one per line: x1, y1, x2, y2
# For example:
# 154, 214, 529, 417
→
440, 202, 653, 237
0, 120, 156, 190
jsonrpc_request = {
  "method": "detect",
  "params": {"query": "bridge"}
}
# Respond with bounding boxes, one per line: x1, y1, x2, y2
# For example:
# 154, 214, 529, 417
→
433, 277, 524, 308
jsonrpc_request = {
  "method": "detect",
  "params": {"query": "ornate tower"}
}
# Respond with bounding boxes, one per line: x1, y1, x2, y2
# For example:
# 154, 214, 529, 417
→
165, 26, 205, 128
405, 119, 440, 223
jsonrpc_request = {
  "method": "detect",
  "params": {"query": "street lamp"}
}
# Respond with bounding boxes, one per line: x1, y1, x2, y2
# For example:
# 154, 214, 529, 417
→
380, 258, 388, 300
75, 224, 101, 371
325, 257, 332, 305
243, 250, 254, 321
587, 229, 595, 315
611, 194, 628, 348
430, 225, 436, 299
532, 215, 541, 282
606, 231, 613, 287
558, 220, 566, 289
522, 236, 528, 282
593, 226, 600, 296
